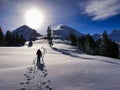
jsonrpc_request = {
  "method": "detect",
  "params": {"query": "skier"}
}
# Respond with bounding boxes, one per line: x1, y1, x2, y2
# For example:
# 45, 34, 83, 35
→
36, 49, 42, 65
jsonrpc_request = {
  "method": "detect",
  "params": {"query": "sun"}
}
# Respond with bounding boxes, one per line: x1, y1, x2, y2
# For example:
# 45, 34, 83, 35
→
25, 9, 44, 29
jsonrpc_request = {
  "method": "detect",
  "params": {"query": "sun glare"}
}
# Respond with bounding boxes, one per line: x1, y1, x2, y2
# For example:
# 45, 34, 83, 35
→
25, 9, 44, 29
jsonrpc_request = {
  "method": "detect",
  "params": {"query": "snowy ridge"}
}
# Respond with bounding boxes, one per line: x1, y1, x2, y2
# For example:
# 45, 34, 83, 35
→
12, 25, 42, 41
53, 25, 83, 39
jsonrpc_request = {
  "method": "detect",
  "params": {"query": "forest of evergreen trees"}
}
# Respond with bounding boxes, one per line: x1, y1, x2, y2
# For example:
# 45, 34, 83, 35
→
70, 31, 119, 59
0, 27, 26, 46
0, 26, 119, 58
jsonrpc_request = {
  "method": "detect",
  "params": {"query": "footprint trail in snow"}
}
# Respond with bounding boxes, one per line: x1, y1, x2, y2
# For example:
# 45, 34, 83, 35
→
19, 63, 52, 90
19, 47, 52, 90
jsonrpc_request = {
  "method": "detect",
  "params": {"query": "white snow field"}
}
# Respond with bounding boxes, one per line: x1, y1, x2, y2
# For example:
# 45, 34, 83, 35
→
0, 39, 120, 90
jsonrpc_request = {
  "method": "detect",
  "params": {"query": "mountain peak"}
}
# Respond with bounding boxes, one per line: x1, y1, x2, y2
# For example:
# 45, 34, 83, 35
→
15, 25, 33, 31
59, 25, 70, 29
54, 24, 64, 30
21, 25, 28, 28
55, 24, 76, 31
12, 25, 42, 40
53, 24, 82, 39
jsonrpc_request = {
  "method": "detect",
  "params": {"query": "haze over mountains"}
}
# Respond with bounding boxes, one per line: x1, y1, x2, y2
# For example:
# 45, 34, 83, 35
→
12, 25, 120, 43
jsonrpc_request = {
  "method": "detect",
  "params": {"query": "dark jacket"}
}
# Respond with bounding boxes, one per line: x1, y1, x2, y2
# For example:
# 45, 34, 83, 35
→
36, 49, 42, 57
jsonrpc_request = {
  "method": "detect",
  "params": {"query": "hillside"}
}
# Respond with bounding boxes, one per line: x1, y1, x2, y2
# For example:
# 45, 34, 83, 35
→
12, 25, 42, 41
53, 25, 82, 39
0, 39, 120, 90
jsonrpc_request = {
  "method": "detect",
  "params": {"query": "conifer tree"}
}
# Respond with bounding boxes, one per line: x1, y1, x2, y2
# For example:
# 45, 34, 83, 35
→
15, 33, 20, 45
47, 26, 53, 47
0, 26, 4, 46
77, 36, 82, 50
99, 31, 109, 56
70, 33, 74, 45
70, 33, 77, 46
84, 34, 96, 54
11, 34, 16, 46
20, 35, 26, 45
111, 41, 119, 58
5, 30, 12, 46
28, 38, 33, 47
81, 35, 85, 51
107, 39, 119, 58
98, 31, 119, 58
95, 38, 101, 54
77, 36, 85, 50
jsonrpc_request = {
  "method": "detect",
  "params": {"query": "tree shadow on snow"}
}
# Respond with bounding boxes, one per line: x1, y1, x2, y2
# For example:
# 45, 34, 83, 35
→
53, 39, 71, 45
77, 55, 120, 66
52, 47, 83, 58
52, 47, 120, 66
98, 59, 120, 66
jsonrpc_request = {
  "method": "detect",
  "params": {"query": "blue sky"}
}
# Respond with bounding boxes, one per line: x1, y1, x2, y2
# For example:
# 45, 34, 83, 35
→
0, 0, 120, 35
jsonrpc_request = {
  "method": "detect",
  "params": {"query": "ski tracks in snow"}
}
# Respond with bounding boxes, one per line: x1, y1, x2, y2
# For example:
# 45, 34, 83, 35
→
19, 63, 52, 90
19, 47, 52, 90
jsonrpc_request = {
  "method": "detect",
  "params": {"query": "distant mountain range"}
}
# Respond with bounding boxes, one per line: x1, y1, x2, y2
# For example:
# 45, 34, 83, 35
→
12, 25, 120, 43
12, 25, 42, 41
53, 25, 120, 43
92, 30, 120, 43
109, 30, 120, 43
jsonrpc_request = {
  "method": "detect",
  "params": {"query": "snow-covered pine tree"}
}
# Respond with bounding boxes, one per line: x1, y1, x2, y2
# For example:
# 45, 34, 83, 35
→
84, 34, 96, 54
98, 31, 119, 58
47, 26, 53, 47
99, 31, 109, 56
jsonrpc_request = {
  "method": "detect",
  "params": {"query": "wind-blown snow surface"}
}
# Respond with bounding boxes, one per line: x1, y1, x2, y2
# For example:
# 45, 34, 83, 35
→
0, 39, 120, 90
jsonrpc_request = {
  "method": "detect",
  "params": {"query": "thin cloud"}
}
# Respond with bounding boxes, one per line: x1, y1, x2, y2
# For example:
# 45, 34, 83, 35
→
80, 0, 120, 20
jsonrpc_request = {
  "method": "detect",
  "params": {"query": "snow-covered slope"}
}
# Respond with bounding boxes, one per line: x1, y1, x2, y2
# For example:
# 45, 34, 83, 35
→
12, 25, 42, 40
53, 25, 82, 39
0, 39, 120, 90
109, 30, 120, 42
